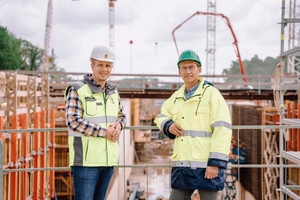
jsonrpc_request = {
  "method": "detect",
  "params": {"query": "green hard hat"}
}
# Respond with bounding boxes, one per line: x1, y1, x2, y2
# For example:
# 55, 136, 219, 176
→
177, 49, 202, 68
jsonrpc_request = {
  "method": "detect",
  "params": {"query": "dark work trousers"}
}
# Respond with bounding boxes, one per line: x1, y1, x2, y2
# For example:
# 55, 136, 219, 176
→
169, 188, 218, 200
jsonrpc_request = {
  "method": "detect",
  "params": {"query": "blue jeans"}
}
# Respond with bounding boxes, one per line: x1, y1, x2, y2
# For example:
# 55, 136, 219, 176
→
71, 166, 114, 200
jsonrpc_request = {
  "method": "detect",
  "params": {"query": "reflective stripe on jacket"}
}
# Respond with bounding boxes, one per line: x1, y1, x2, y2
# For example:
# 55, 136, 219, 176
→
154, 77, 232, 190
66, 79, 120, 167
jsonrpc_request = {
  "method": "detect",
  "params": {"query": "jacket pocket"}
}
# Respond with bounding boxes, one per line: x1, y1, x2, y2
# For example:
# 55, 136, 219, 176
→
195, 105, 210, 127
85, 97, 97, 116
107, 141, 119, 165
85, 138, 106, 164
171, 107, 179, 121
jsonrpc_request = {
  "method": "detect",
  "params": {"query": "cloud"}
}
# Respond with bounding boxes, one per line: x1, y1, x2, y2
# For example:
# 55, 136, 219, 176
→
0, 0, 283, 76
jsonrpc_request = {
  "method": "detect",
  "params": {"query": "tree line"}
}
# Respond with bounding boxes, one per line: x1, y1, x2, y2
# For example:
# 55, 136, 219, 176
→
0, 25, 58, 71
222, 55, 281, 84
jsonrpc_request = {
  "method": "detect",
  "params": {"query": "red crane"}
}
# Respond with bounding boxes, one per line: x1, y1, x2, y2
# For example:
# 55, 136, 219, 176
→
172, 11, 247, 83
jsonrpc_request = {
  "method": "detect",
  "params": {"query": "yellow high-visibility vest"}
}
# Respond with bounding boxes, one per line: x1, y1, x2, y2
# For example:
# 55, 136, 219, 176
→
66, 81, 120, 167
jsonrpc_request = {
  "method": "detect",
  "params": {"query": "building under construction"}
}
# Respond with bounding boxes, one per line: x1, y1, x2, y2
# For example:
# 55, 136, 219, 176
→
0, 63, 298, 200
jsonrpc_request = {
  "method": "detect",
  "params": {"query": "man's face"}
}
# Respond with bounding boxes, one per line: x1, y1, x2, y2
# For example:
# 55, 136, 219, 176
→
178, 60, 201, 84
91, 60, 113, 84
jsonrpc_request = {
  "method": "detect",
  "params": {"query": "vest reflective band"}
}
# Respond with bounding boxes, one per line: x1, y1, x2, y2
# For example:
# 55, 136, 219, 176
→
67, 82, 120, 167
172, 160, 208, 168
172, 152, 229, 168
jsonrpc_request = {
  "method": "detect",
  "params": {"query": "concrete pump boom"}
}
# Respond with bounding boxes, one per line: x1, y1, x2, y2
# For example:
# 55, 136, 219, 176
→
172, 11, 247, 83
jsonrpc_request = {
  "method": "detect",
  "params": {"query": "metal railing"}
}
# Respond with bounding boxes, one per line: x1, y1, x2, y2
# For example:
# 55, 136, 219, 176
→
3, 70, 299, 90
0, 125, 300, 200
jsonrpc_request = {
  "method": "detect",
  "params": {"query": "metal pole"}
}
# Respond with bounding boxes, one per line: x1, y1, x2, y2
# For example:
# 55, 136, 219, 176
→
0, 139, 3, 200
279, 1, 286, 200
129, 182, 140, 200
130, 40, 133, 74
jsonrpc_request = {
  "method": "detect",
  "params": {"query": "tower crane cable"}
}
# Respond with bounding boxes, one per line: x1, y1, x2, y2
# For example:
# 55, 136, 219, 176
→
172, 11, 248, 84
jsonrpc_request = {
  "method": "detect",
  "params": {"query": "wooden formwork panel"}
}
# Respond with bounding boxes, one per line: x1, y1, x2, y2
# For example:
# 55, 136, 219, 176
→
0, 72, 6, 98
3, 72, 43, 128
0, 71, 63, 198
54, 131, 68, 168
289, 168, 300, 197
53, 106, 72, 198
285, 102, 300, 151
55, 171, 73, 197
262, 108, 280, 199
286, 102, 300, 197
262, 107, 280, 125
232, 104, 263, 200
262, 128, 279, 200
54, 138, 71, 197
0, 110, 56, 200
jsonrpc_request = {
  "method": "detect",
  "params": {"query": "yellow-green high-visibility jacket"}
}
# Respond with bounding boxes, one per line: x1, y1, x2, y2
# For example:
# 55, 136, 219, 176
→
154, 77, 232, 190
65, 79, 120, 167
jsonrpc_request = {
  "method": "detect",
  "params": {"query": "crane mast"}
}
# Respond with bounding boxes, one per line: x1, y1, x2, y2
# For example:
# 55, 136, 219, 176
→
42, 0, 53, 72
41, 0, 53, 123
108, 0, 116, 49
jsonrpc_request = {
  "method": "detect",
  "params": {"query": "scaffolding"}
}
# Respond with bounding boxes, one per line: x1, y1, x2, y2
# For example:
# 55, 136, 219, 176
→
0, 72, 298, 199
277, 0, 300, 199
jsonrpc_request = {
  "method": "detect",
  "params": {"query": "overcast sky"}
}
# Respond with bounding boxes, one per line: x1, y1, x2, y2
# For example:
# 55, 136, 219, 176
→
0, 0, 285, 75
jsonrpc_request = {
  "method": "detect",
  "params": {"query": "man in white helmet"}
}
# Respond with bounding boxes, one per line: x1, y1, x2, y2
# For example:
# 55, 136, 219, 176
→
64, 45, 126, 200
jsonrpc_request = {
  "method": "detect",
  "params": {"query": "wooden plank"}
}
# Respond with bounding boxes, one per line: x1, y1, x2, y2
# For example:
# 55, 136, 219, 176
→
15, 74, 28, 82
16, 91, 28, 97
15, 108, 28, 115
0, 110, 5, 117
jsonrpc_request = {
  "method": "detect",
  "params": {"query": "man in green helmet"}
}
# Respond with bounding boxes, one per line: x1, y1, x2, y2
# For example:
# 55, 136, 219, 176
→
154, 49, 232, 200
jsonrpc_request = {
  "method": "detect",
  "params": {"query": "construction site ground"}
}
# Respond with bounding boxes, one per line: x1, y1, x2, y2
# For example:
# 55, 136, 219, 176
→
126, 140, 172, 200
126, 139, 228, 200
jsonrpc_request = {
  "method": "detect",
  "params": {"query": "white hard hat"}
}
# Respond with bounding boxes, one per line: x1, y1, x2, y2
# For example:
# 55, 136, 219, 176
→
90, 45, 115, 63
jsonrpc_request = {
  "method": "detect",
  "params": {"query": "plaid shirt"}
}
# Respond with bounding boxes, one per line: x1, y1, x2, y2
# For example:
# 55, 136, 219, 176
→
65, 74, 126, 137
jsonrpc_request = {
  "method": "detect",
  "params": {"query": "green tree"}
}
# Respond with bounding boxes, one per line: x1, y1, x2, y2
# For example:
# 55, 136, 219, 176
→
19, 40, 43, 71
222, 55, 280, 84
0, 26, 22, 70
0, 25, 57, 71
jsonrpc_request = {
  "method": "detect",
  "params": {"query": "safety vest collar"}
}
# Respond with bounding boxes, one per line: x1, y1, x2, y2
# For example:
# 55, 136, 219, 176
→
175, 77, 211, 101
83, 74, 117, 95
